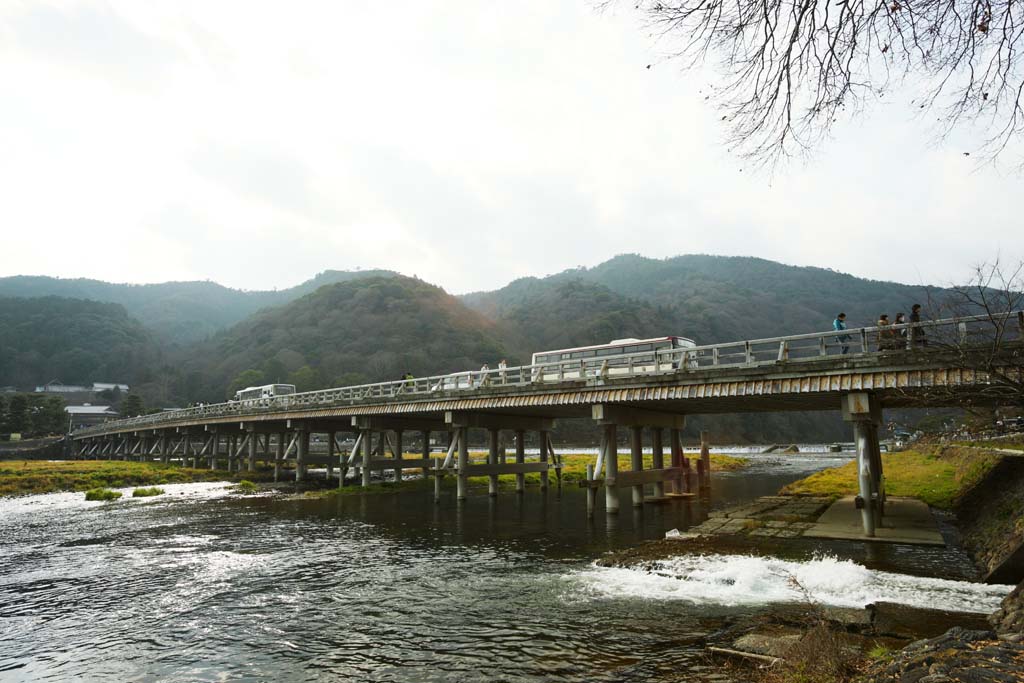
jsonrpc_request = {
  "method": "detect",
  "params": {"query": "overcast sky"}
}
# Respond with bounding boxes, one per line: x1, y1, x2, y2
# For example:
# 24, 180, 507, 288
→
0, 1, 1020, 295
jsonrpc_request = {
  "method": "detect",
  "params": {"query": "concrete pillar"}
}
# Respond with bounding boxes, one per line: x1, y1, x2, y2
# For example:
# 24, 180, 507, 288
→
394, 430, 404, 482
160, 434, 169, 465
514, 430, 525, 493
586, 463, 596, 517
539, 430, 549, 492
422, 431, 431, 479
699, 431, 711, 491
854, 421, 876, 537
296, 428, 309, 482
487, 429, 499, 496
630, 425, 644, 507
361, 429, 372, 487
605, 424, 619, 514
247, 430, 257, 472
669, 428, 682, 494
457, 427, 469, 501
327, 431, 335, 482
651, 428, 664, 499
842, 392, 884, 537
275, 432, 285, 482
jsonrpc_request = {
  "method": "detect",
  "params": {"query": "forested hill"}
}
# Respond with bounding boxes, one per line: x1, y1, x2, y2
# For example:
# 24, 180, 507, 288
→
0, 270, 394, 345
463, 254, 941, 344
185, 276, 511, 401
0, 296, 162, 389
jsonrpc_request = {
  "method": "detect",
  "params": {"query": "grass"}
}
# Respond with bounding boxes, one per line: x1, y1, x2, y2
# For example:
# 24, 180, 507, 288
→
0, 460, 278, 497
233, 480, 259, 495
780, 447, 1002, 509
132, 486, 164, 497
84, 488, 122, 501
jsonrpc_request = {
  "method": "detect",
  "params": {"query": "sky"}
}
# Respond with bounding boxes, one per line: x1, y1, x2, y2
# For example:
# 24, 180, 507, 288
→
0, 0, 1020, 295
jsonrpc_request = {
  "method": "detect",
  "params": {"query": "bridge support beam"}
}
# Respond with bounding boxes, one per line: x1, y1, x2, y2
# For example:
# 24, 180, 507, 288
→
630, 426, 643, 507
361, 429, 372, 487
296, 426, 309, 482
651, 429, 664, 499
488, 429, 499, 496
604, 424, 619, 514
457, 427, 469, 501
539, 430, 549, 492
842, 392, 885, 537
515, 430, 525, 493
247, 426, 257, 472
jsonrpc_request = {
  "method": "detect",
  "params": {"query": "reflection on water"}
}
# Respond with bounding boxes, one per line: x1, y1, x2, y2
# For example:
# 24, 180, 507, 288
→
0, 455, 1000, 682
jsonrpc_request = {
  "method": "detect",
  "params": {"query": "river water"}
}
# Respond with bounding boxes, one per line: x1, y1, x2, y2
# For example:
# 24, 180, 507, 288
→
0, 453, 1012, 682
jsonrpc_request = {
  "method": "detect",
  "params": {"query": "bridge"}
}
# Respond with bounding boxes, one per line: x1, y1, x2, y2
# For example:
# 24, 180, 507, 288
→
72, 311, 1024, 537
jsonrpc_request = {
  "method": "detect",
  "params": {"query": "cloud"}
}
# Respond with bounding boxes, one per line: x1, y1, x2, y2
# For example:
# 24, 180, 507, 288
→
0, 1, 1019, 294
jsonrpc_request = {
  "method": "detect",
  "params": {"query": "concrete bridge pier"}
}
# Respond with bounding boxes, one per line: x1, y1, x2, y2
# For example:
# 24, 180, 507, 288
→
842, 392, 885, 536
456, 426, 469, 501
604, 424, 619, 514
361, 428, 373, 487
539, 430, 549, 493
295, 425, 309, 482
275, 431, 286, 481
651, 428, 664, 499
247, 426, 257, 472
630, 426, 644, 507
514, 430, 525, 493
593, 405, 687, 513
488, 429, 499, 496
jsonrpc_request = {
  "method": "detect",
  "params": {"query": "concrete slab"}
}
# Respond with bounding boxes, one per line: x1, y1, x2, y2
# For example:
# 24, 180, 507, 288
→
802, 496, 946, 546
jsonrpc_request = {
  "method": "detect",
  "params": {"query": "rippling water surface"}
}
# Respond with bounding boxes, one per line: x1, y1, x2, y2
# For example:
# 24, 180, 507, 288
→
0, 454, 1006, 682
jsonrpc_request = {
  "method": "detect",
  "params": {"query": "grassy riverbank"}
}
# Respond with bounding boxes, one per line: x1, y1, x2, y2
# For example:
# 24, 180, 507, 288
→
0, 460, 276, 497
780, 446, 1002, 509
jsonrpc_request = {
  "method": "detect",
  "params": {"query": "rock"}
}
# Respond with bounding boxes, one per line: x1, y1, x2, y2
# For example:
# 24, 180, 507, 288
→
990, 580, 1024, 634
859, 627, 1024, 683
870, 602, 992, 639
819, 606, 872, 630
732, 628, 803, 658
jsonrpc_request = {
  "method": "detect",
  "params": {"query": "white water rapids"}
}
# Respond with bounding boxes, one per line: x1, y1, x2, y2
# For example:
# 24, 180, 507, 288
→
570, 554, 1012, 613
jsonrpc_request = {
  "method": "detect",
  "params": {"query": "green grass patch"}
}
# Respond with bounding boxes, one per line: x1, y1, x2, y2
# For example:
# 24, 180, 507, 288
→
84, 487, 122, 501
233, 479, 259, 495
132, 487, 164, 497
0, 460, 279, 497
780, 447, 1002, 509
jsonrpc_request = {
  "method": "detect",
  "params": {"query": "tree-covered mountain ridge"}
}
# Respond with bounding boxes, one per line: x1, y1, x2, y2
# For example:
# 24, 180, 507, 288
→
462, 254, 942, 345
0, 269, 396, 345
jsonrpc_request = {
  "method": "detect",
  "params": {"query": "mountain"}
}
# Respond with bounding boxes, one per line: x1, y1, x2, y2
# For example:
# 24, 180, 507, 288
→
0, 296, 162, 390
0, 270, 395, 345
463, 254, 941, 344
466, 278, 678, 356
186, 275, 510, 401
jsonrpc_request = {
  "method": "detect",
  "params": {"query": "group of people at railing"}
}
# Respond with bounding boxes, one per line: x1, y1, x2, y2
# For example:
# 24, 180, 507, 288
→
832, 304, 928, 354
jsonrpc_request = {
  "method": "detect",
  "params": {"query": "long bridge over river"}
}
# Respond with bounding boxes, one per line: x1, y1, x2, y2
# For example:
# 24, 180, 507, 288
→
72, 311, 1024, 537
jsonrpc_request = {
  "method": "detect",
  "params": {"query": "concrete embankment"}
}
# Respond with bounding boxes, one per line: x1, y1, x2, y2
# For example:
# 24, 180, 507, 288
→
0, 436, 65, 460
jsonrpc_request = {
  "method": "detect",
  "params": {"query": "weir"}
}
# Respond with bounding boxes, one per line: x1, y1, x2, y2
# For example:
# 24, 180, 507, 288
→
69, 310, 1024, 538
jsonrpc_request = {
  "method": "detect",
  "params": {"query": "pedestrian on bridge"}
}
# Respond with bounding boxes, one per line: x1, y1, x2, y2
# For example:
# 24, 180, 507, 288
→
910, 304, 928, 348
833, 312, 851, 354
876, 314, 896, 351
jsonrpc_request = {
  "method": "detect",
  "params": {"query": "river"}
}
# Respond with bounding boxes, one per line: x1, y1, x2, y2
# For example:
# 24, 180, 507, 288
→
0, 452, 1011, 682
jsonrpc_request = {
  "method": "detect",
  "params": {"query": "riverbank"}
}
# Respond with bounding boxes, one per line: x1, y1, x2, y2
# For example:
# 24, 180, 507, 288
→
0, 452, 748, 498
597, 442, 1024, 683
0, 460, 278, 496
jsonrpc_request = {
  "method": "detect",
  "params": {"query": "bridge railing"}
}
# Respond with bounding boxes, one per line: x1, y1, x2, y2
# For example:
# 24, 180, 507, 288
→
75, 310, 1024, 436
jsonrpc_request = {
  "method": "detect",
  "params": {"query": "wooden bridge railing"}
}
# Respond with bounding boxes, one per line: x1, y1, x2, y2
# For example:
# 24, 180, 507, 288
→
73, 309, 1024, 437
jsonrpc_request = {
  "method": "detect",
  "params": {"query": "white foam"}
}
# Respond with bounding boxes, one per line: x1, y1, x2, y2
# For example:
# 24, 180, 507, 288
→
569, 554, 1011, 613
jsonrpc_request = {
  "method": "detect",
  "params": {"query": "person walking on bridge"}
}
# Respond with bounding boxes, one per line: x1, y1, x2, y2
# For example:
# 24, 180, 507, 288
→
876, 314, 895, 351
833, 312, 851, 354
909, 304, 928, 348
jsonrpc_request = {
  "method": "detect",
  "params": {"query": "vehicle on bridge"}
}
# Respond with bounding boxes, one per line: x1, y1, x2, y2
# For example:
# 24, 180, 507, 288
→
232, 383, 297, 402
531, 336, 697, 381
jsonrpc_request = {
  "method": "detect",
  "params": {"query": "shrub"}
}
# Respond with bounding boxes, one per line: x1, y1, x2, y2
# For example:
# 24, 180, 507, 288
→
234, 480, 258, 495
85, 488, 122, 501
132, 487, 165, 497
